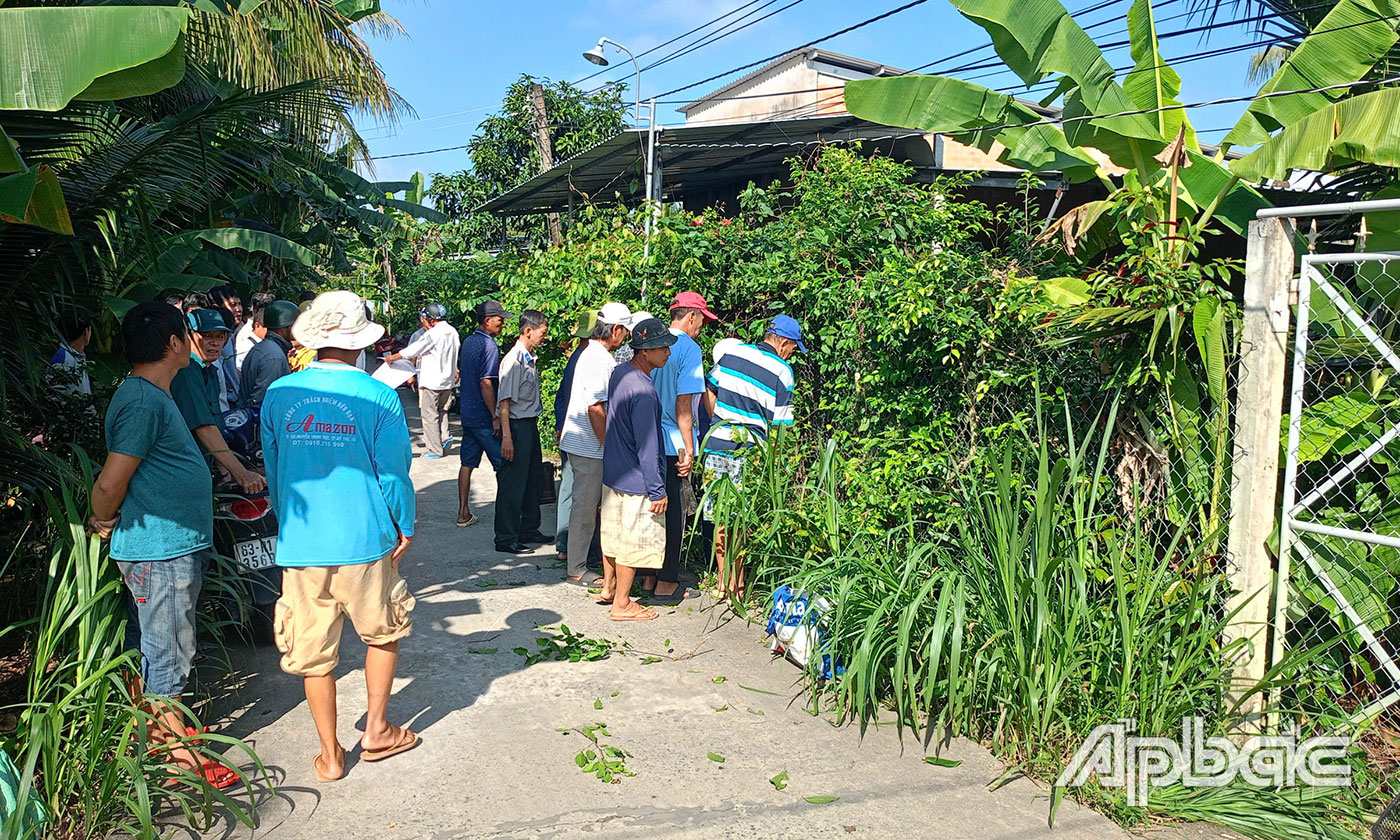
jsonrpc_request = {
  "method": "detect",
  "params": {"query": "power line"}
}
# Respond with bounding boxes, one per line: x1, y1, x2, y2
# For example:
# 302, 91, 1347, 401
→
371, 143, 471, 161
654, 0, 935, 100
638, 0, 807, 75
576, 0, 772, 87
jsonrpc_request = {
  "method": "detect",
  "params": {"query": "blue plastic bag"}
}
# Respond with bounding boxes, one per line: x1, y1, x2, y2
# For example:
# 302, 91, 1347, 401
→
765, 584, 841, 680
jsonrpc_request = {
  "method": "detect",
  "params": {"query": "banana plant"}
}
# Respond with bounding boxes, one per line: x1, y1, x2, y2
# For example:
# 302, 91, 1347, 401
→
846, 0, 1400, 248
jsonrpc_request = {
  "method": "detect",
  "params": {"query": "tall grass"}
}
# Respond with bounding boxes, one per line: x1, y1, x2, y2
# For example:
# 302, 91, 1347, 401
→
0, 482, 265, 839
717, 403, 1380, 838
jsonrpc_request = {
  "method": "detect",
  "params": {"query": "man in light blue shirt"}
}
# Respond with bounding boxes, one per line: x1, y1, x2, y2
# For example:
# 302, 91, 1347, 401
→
646, 292, 718, 601
262, 291, 420, 783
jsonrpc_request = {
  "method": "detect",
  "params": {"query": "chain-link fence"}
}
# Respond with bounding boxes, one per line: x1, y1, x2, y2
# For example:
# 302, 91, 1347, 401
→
1278, 246, 1400, 730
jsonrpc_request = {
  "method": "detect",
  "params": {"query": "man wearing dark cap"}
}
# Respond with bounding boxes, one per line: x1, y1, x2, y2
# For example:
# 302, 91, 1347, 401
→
237, 299, 299, 409
385, 302, 461, 460
596, 318, 675, 621
455, 300, 511, 526
170, 308, 265, 494
644, 291, 719, 602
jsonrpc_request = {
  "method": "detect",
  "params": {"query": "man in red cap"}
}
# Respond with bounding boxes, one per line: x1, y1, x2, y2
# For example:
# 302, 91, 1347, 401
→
642, 291, 719, 602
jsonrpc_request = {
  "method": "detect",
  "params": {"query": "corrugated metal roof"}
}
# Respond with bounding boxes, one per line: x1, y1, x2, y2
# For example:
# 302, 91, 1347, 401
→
477, 115, 936, 216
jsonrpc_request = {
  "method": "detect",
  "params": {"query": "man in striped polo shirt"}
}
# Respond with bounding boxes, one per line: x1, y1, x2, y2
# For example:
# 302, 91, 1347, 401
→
701, 314, 806, 602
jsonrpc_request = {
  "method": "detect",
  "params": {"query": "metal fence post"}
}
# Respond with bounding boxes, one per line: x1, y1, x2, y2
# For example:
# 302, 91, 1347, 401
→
1224, 216, 1295, 731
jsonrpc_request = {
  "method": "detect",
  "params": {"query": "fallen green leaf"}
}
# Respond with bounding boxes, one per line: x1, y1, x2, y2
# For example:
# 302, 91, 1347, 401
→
804, 795, 839, 804
467, 647, 498, 655
770, 770, 789, 790
747, 707, 766, 716
594, 698, 603, 710
707, 752, 725, 763
713, 676, 726, 683
640, 656, 662, 665
738, 683, 779, 696
923, 756, 961, 768
610, 691, 619, 697
714, 705, 728, 712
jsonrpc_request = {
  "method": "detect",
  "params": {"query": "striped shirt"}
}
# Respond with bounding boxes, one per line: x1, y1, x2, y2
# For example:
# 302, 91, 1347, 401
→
704, 341, 795, 452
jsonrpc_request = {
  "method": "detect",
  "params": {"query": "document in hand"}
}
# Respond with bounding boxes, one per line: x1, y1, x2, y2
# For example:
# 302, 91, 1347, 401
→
371, 358, 417, 390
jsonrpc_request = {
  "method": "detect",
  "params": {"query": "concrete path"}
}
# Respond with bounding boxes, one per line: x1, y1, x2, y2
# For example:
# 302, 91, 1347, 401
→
196, 399, 1133, 840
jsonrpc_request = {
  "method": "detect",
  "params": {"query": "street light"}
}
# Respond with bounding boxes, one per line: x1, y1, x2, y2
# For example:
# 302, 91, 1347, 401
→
583, 36, 642, 125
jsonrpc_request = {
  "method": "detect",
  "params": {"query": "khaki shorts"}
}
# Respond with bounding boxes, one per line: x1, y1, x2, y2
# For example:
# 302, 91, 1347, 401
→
274, 555, 415, 677
599, 486, 665, 570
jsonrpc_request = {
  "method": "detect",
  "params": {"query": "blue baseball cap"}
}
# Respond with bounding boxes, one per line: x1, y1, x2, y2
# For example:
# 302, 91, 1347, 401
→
770, 314, 807, 353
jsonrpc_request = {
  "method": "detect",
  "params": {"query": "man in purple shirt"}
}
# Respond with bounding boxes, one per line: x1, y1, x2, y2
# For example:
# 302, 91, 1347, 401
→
597, 319, 676, 621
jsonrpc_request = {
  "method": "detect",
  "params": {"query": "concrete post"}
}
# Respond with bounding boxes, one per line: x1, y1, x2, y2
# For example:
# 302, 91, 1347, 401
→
1224, 217, 1295, 732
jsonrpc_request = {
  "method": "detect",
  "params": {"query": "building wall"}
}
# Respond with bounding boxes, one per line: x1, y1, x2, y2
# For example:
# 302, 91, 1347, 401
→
682, 57, 1024, 174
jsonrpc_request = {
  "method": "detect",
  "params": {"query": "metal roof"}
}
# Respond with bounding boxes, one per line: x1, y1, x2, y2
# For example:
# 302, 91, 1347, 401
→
477, 115, 930, 217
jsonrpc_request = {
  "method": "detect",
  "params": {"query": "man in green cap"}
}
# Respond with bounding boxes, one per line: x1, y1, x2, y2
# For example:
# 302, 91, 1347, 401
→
238, 299, 300, 409
171, 307, 265, 494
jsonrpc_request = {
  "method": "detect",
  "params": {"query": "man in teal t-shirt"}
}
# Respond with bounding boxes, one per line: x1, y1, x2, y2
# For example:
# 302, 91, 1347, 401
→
261, 290, 419, 783
170, 307, 264, 494
89, 301, 238, 790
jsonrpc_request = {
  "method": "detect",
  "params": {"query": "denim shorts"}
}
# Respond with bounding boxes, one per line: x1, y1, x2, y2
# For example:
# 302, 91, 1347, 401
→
117, 551, 203, 697
459, 425, 503, 470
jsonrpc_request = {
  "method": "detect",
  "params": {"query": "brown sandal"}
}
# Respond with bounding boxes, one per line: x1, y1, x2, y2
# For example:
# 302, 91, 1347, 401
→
610, 605, 658, 622
359, 727, 420, 763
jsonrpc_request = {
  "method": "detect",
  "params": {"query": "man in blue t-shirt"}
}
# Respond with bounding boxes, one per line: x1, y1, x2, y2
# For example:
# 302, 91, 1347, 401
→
456, 300, 511, 527
597, 318, 676, 622
262, 291, 419, 783
645, 292, 718, 601
90, 301, 238, 789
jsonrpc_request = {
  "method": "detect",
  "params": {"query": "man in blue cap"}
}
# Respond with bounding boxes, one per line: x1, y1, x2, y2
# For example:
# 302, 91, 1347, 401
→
170, 307, 265, 494
700, 313, 806, 602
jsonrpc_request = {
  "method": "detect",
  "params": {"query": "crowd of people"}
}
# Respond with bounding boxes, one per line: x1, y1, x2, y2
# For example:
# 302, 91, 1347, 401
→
71, 285, 805, 785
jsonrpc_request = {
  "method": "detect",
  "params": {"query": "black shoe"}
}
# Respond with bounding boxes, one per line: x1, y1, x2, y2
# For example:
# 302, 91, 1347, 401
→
494, 542, 531, 555
520, 531, 553, 544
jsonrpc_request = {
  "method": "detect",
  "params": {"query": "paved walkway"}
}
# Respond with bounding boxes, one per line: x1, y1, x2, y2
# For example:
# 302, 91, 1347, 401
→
196, 398, 1131, 840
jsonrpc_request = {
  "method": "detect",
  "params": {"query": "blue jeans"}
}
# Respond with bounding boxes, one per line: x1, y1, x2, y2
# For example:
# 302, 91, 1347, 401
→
459, 425, 503, 470
117, 552, 203, 697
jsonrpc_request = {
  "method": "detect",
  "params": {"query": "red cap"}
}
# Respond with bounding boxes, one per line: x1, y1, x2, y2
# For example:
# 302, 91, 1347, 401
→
670, 291, 719, 322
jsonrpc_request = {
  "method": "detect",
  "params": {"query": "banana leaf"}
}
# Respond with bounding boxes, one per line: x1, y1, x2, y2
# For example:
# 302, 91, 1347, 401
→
1231, 87, 1400, 182
333, 0, 381, 21
1123, 0, 1197, 151
1174, 150, 1269, 235
844, 74, 1103, 181
0, 165, 72, 234
0, 7, 190, 111
948, 0, 1165, 167
1226, 0, 1400, 148
154, 227, 317, 274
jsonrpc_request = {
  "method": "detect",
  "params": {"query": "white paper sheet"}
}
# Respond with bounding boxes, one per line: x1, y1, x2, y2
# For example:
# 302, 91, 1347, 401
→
371, 358, 417, 390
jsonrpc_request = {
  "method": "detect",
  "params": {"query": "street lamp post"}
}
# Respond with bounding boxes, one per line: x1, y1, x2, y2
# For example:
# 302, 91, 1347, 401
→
582, 37, 643, 126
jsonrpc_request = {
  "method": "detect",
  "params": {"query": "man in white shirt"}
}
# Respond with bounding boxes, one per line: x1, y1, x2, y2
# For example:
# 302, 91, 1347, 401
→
384, 303, 461, 459
559, 302, 641, 586
234, 291, 275, 374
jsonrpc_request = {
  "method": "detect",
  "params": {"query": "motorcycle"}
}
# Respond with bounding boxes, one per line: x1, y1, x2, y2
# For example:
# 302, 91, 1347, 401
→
211, 406, 280, 645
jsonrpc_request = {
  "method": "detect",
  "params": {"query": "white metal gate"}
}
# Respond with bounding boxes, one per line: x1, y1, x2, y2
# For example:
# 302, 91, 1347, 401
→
1279, 245, 1400, 726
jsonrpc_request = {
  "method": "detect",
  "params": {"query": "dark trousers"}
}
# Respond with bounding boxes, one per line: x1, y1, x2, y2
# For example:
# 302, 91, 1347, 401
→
495, 416, 542, 547
659, 455, 684, 583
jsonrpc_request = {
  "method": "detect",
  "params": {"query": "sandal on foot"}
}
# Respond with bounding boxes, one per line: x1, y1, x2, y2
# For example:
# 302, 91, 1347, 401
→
359, 727, 420, 763
594, 593, 615, 605
649, 587, 699, 606
610, 605, 658, 622
564, 574, 602, 588
456, 513, 478, 528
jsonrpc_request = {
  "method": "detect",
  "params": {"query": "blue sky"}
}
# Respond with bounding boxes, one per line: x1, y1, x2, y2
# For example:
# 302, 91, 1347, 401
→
356, 0, 1265, 184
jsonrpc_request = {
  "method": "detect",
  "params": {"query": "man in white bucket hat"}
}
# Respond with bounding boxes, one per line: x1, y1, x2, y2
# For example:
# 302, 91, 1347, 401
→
261, 291, 420, 782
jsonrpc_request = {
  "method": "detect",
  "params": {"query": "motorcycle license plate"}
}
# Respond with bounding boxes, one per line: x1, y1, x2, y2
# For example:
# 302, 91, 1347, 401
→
233, 537, 276, 571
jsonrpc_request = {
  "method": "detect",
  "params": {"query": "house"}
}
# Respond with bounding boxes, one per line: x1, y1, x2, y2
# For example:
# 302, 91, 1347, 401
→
480, 49, 1129, 219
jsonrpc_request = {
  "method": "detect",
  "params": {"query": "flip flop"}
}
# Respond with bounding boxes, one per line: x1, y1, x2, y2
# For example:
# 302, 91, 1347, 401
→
359, 727, 420, 763
610, 606, 658, 622
649, 587, 699, 606
456, 514, 478, 528
314, 747, 346, 783
564, 574, 602, 587
594, 594, 615, 605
